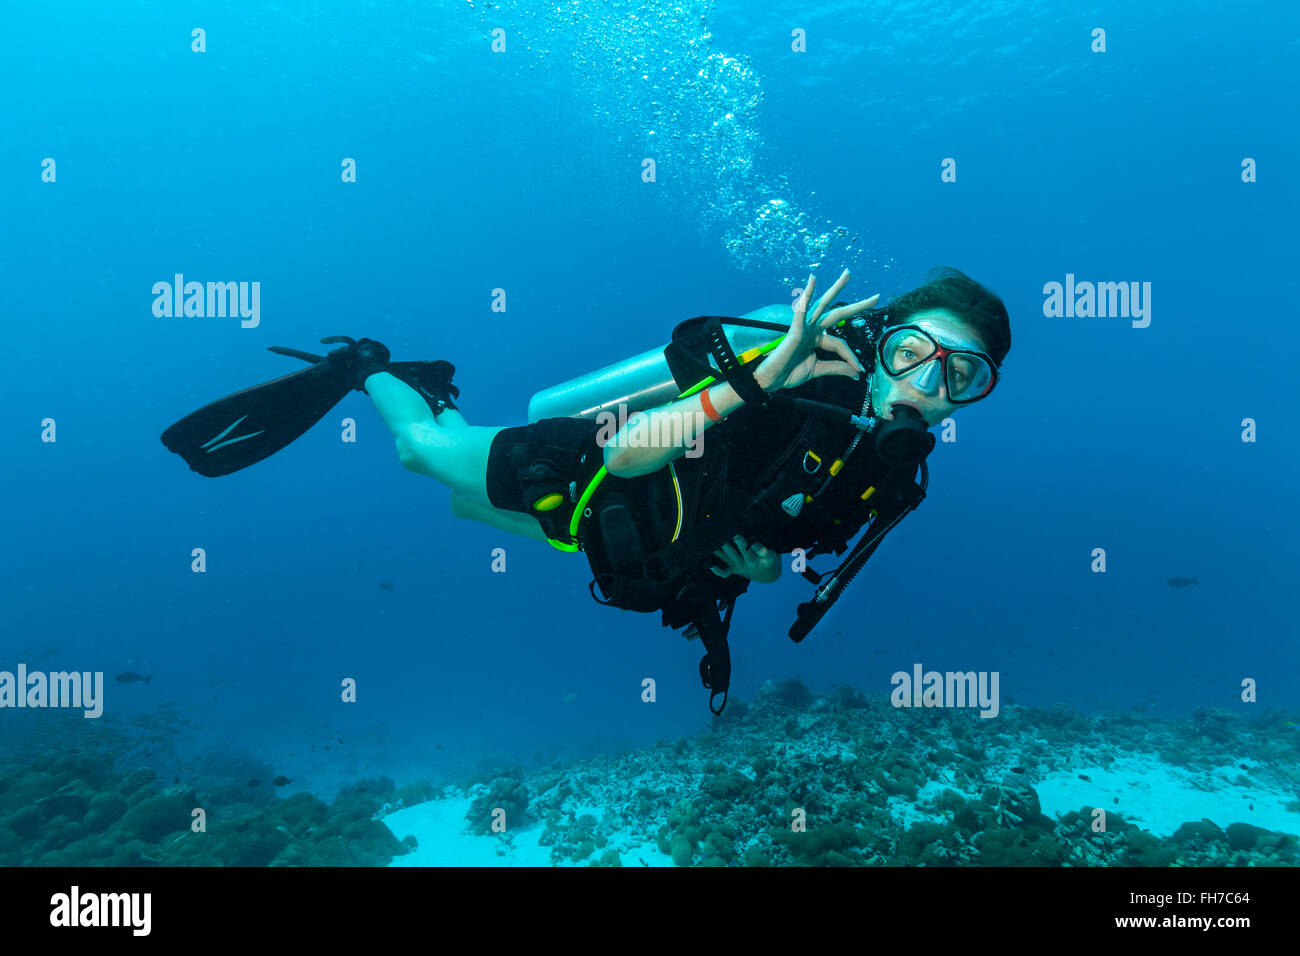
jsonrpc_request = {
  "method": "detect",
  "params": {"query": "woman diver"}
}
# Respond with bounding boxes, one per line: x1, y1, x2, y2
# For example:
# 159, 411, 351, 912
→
162, 266, 1010, 711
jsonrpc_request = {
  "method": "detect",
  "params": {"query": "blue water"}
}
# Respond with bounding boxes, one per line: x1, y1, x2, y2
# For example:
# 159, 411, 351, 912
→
2, 0, 1297, 803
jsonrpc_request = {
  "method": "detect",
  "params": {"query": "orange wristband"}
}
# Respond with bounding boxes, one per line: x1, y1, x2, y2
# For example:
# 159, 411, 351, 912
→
700, 387, 724, 422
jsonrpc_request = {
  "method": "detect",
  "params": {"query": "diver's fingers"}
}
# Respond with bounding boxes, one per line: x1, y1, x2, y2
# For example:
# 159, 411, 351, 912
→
823, 294, 880, 328
818, 334, 866, 374
734, 536, 761, 565
710, 565, 733, 578
811, 270, 850, 324
796, 275, 816, 324
813, 359, 863, 380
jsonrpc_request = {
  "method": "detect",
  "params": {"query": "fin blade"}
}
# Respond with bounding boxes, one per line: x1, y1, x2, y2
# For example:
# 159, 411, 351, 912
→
161, 361, 352, 476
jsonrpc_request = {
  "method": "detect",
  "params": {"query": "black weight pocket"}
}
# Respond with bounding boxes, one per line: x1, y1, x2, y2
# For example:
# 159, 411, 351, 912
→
594, 492, 649, 577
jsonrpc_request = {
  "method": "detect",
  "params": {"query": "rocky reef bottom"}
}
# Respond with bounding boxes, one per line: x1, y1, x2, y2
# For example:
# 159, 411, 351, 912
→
391, 682, 1300, 866
4, 680, 1299, 866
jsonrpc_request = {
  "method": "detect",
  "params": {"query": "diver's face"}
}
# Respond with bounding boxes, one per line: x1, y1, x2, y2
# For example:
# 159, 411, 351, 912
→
871, 309, 993, 426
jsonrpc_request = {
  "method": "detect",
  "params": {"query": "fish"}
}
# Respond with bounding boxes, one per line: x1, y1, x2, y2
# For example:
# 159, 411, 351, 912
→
379, 582, 394, 592
115, 672, 152, 684
272, 776, 291, 787
561, 692, 579, 703
1078, 774, 1091, 782
247, 779, 260, 788
1167, 577, 1198, 588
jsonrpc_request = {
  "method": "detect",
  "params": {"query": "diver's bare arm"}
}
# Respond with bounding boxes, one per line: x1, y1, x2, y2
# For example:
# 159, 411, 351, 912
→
605, 272, 869, 478
602, 381, 746, 478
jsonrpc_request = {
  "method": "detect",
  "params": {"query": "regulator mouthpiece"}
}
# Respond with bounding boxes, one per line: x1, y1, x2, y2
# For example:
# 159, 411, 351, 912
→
873, 405, 936, 465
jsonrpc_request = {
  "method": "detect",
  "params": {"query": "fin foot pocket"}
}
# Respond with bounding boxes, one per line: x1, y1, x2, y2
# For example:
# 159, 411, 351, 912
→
390, 360, 459, 414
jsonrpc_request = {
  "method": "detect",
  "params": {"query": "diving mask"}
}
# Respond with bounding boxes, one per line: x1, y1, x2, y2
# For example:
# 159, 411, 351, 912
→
877, 325, 999, 405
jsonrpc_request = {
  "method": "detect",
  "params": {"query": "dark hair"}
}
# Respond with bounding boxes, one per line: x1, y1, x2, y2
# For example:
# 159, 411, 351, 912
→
872, 266, 1012, 366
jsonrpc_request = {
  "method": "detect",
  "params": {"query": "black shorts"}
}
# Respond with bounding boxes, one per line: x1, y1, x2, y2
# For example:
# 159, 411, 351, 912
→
484, 416, 606, 515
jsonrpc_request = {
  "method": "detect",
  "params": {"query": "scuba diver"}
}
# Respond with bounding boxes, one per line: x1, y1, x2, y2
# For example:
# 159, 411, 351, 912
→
162, 266, 1011, 714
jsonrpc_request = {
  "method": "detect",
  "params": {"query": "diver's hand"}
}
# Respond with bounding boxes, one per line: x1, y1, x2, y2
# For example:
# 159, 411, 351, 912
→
754, 270, 874, 394
711, 535, 781, 584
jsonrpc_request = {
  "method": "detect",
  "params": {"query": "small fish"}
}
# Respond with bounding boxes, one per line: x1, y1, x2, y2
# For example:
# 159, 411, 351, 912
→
115, 672, 152, 684
247, 779, 260, 788
1078, 774, 1091, 782
1167, 577, 1198, 588
379, 582, 394, 592
272, 776, 291, 787
561, 692, 579, 703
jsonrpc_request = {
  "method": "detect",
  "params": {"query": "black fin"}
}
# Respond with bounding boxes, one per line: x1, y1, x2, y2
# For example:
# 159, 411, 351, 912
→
390, 360, 459, 414
161, 360, 353, 477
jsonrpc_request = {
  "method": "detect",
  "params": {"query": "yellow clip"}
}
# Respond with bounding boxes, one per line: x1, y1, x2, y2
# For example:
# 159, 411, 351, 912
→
860, 486, 877, 501
829, 459, 844, 476
533, 493, 565, 512
804, 495, 813, 504
739, 346, 763, 363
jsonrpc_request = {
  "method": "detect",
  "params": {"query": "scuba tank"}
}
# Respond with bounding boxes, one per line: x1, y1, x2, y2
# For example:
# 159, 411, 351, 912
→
527, 313, 790, 422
